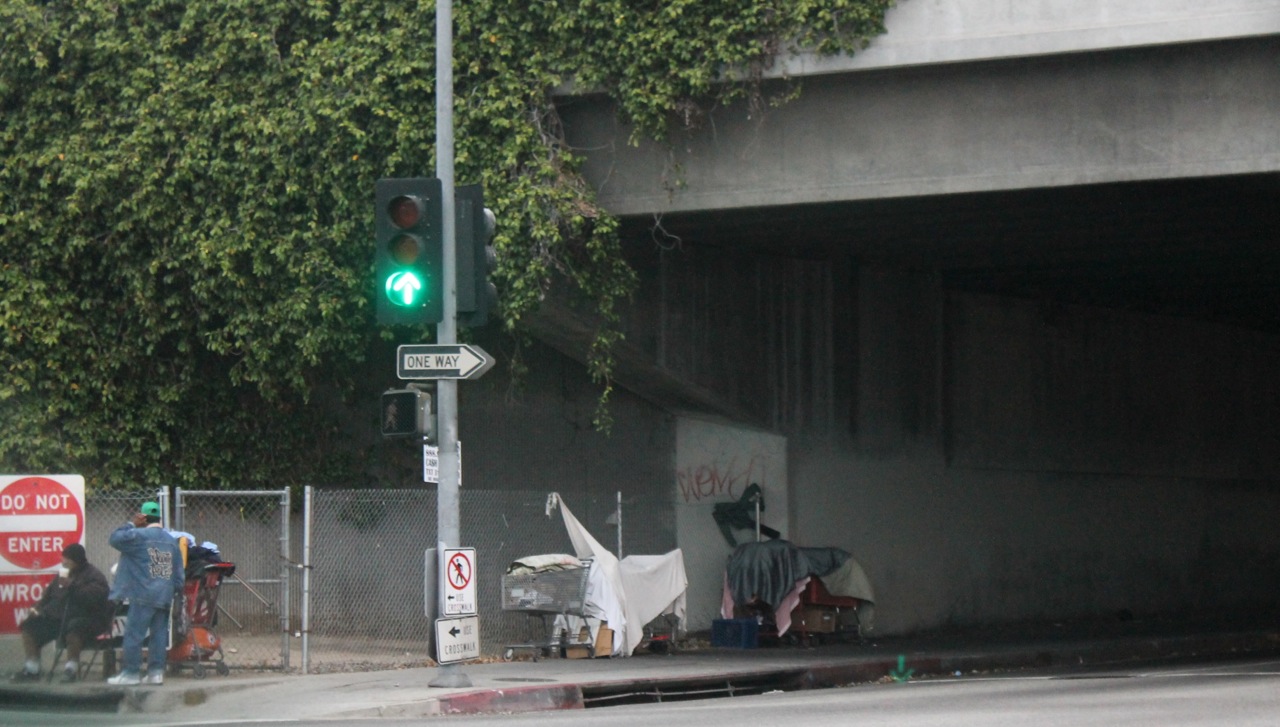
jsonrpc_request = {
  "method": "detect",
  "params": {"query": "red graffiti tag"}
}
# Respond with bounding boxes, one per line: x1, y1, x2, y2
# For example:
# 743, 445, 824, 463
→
676, 456, 767, 503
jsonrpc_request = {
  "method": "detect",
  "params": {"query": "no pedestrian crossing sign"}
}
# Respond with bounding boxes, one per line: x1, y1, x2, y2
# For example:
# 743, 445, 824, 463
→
435, 546, 480, 664
441, 547, 477, 616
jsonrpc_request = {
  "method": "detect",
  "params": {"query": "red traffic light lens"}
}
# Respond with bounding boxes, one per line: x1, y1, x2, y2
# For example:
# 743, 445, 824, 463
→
388, 195, 423, 229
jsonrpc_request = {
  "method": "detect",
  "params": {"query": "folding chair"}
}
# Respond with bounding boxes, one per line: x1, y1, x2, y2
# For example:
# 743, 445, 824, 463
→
47, 605, 125, 682
79, 608, 126, 680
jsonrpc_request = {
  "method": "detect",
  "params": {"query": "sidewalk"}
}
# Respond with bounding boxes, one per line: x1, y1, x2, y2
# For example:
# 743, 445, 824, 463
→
2, 620, 1279, 721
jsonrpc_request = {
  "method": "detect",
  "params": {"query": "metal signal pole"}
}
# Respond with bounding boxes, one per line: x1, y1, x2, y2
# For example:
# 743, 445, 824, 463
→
429, 0, 470, 689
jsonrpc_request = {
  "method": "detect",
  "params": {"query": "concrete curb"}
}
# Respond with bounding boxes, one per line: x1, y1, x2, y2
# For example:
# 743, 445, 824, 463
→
804, 631, 1280, 689
117, 681, 264, 714
432, 683, 585, 715
0, 679, 267, 715
0, 684, 121, 712
329, 630, 1280, 718
3, 629, 1278, 719
331, 683, 586, 719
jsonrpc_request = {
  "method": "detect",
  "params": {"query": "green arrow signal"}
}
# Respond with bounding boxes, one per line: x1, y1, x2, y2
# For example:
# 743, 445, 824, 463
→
890, 654, 915, 683
386, 271, 424, 306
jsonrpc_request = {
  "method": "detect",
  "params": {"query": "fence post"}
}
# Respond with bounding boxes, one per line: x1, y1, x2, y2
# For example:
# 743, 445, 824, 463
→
280, 489, 291, 670
302, 486, 312, 674
158, 487, 171, 528
174, 487, 185, 532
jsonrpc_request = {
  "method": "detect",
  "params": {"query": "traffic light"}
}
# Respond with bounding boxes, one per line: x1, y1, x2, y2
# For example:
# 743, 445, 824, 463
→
375, 178, 443, 325
381, 387, 437, 443
455, 183, 498, 328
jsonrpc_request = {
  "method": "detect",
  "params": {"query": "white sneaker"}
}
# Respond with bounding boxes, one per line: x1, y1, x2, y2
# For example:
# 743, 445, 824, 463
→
107, 672, 141, 686
142, 672, 164, 685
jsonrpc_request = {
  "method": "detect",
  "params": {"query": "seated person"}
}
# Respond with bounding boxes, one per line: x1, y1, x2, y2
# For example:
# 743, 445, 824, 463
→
10, 543, 112, 683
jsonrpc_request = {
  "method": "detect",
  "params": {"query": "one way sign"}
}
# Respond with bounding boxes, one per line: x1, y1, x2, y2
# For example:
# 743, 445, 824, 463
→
397, 344, 494, 380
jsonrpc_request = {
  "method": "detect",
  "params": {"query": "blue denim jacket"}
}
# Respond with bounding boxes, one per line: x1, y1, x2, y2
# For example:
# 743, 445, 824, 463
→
108, 523, 185, 609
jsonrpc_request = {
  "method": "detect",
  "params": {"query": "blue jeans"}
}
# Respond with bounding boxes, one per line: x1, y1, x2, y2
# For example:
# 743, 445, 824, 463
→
121, 603, 170, 675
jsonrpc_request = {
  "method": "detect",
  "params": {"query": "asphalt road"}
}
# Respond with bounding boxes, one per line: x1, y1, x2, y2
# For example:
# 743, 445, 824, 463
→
3, 657, 1279, 726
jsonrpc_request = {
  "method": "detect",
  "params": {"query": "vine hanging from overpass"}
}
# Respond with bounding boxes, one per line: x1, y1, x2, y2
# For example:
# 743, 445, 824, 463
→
0, 0, 892, 488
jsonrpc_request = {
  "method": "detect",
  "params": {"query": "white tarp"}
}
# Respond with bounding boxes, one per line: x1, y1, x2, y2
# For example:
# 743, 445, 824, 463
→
547, 493, 687, 656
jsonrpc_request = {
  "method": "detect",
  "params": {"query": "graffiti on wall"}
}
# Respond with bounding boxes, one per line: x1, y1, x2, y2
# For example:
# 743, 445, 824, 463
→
676, 454, 771, 504
674, 417, 788, 631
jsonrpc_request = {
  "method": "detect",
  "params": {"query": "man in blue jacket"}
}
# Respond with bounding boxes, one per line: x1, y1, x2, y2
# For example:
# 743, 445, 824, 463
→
106, 501, 184, 686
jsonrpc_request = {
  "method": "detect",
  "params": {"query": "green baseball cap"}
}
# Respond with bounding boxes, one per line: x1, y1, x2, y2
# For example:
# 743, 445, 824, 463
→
140, 501, 161, 517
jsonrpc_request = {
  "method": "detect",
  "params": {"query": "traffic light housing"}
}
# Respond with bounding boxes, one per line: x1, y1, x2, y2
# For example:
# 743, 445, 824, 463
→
375, 178, 443, 325
455, 183, 497, 328
381, 387, 437, 443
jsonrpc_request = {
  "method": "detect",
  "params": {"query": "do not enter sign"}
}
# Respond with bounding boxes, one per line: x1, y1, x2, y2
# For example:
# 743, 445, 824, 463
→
0, 476, 85, 573
0, 475, 86, 635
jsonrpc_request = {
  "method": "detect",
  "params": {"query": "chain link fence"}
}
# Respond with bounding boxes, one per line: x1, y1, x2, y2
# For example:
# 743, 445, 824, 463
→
83, 491, 163, 581
175, 490, 292, 671
303, 488, 675, 672
82, 490, 296, 674
82, 488, 675, 674
303, 488, 435, 672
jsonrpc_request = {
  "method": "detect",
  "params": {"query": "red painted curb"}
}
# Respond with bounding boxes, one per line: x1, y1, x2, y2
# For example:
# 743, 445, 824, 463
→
434, 683, 585, 715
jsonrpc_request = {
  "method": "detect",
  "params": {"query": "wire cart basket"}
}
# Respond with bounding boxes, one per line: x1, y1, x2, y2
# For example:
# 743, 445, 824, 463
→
500, 561, 594, 661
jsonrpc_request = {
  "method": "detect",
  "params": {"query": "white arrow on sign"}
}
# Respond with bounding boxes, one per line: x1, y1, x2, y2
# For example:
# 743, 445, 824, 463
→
397, 344, 494, 380
409, 348, 483, 376
434, 615, 480, 664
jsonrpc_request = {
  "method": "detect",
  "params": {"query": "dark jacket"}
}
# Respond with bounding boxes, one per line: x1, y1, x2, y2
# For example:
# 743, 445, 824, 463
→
35, 562, 112, 631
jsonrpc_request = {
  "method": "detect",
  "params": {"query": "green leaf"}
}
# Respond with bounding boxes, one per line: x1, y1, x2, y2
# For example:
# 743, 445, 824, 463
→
0, 0, 891, 489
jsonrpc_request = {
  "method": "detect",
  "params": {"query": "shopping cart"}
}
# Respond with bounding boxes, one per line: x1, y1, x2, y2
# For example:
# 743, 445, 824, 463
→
500, 561, 593, 661
167, 561, 236, 678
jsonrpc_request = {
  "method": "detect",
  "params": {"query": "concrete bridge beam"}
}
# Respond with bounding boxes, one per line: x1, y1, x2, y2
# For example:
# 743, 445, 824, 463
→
561, 36, 1280, 216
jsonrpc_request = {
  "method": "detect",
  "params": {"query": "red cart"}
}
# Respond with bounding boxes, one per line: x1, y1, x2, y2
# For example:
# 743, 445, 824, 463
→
168, 561, 236, 678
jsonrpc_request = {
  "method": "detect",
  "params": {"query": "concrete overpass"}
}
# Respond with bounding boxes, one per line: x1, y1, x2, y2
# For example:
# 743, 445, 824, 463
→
568, 0, 1280, 212
520, 1, 1280, 633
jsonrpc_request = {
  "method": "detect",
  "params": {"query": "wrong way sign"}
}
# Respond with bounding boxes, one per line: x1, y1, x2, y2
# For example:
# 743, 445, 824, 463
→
0, 573, 57, 633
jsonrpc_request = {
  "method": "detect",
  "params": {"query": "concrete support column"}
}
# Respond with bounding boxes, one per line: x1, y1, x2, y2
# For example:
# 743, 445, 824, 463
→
854, 266, 943, 454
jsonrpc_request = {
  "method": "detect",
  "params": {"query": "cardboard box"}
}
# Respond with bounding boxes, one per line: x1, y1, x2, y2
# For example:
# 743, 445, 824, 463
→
565, 624, 613, 658
793, 606, 838, 634
565, 626, 594, 659
594, 625, 614, 656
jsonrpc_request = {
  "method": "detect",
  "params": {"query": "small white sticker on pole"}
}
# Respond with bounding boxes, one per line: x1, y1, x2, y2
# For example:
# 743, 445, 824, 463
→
424, 445, 440, 484
423, 442, 460, 486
